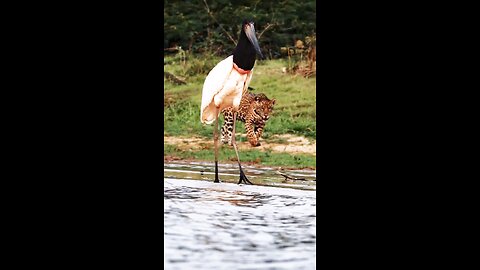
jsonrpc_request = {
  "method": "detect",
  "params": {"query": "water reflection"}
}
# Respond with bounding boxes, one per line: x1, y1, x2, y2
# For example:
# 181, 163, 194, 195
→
164, 178, 316, 270
164, 160, 316, 191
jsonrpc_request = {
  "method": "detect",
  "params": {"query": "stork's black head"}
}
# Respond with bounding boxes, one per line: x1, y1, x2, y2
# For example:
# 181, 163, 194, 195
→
233, 19, 263, 70
241, 20, 263, 59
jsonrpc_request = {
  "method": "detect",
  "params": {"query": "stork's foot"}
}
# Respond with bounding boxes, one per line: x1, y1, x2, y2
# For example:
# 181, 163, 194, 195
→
214, 176, 221, 183
238, 169, 253, 185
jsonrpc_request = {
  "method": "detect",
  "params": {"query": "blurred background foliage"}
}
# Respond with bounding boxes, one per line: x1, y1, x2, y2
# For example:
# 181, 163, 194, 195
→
164, 0, 316, 59
164, 1, 317, 167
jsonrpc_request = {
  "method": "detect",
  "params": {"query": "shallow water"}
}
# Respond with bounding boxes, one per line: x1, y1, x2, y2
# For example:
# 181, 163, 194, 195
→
164, 161, 316, 270
164, 161, 316, 190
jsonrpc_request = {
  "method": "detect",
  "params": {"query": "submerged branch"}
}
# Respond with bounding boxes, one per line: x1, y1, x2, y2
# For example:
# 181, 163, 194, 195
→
276, 171, 307, 181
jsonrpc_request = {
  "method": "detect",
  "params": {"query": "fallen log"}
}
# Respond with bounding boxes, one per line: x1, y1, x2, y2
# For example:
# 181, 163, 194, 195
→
164, 71, 187, 85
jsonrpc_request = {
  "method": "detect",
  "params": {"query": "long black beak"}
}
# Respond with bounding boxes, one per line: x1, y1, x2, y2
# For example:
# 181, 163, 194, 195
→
245, 23, 263, 59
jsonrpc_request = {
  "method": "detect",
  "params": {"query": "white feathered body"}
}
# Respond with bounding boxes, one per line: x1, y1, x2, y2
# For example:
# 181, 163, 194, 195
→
200, 55, 253, 125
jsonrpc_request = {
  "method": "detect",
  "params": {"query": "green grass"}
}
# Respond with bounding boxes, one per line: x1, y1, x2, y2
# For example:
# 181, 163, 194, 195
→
164, 53, 316, 168
164, 54, 316, 139
164, 144, 316, 169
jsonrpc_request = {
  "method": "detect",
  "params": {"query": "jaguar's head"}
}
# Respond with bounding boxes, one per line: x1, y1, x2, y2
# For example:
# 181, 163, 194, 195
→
253, 94, 276, 121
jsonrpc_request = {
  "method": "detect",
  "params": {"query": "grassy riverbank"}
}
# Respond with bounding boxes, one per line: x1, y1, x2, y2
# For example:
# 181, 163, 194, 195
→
164, 144, 316, 169
164, 54, 316, 168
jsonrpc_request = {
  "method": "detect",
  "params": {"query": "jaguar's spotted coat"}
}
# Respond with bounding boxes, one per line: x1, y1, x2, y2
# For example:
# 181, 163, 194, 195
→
221, 91, 275, 147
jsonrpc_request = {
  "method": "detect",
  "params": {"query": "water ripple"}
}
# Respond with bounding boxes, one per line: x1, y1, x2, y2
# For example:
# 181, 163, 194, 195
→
164, 178, 316, 270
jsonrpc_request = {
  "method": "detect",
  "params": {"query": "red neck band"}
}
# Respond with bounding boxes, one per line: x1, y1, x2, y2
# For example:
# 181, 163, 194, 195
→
233, 63, 251, 75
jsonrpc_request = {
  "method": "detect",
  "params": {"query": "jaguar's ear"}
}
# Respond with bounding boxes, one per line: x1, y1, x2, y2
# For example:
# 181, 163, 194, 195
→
271, 99, 276, 105
255, 96, 260, 101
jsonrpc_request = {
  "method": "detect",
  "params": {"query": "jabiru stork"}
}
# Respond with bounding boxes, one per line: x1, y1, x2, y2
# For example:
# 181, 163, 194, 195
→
200, 19, 263, 184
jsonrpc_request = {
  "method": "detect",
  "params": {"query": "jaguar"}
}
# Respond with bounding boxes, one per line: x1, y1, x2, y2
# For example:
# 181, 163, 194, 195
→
221, 91, 275, 147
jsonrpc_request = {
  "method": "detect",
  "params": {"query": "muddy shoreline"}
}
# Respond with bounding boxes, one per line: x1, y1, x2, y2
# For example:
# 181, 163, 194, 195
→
164, 134, 316, 156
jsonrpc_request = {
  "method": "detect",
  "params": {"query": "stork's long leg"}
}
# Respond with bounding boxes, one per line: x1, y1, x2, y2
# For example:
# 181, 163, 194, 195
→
232, 111, 253, 185
213, 107, 220, 183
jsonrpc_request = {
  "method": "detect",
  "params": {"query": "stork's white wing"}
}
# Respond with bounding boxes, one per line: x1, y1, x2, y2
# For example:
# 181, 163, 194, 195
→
200, 55, 234, 124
